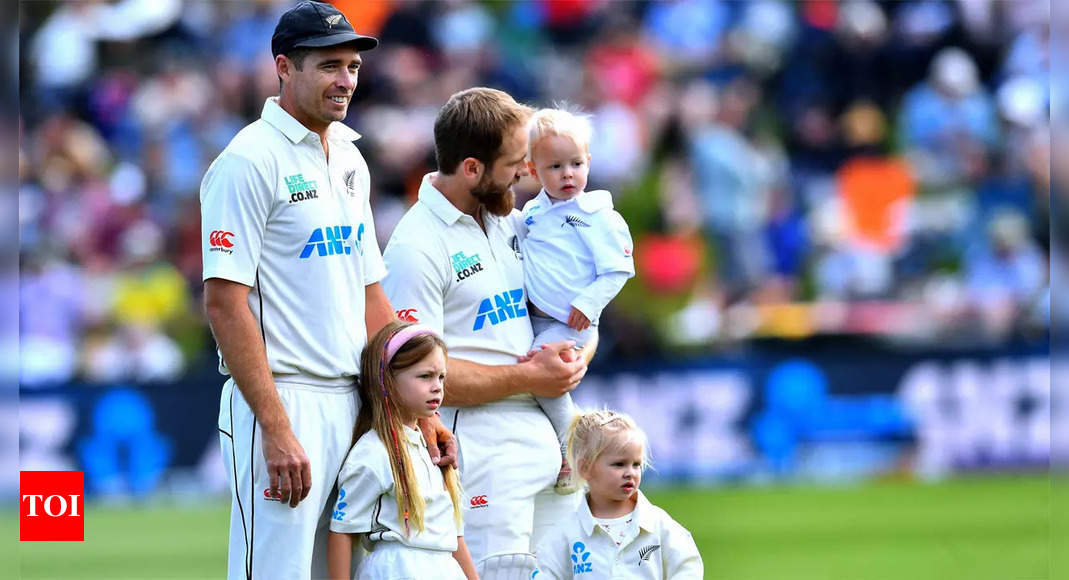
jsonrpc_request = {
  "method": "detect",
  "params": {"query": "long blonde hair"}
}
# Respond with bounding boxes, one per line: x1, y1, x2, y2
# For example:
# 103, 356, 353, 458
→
357, 321, 463, 534
565, 409, 651, 488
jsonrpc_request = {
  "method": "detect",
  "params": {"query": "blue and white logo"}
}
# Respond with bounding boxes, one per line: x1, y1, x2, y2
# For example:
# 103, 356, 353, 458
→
571, 541, 593, 574
332, 488, 348, 522
299, 224, 365, 259
472, 288, 526, 331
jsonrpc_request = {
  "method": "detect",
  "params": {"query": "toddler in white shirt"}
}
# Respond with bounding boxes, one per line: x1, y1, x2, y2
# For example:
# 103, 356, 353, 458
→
533, 409, 703, 579
520, 107, 635, 492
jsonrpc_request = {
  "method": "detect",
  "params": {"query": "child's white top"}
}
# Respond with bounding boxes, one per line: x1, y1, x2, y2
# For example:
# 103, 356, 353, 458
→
330, 426, 461, 552
533, 490, 703, 580
520, 189, 635, 324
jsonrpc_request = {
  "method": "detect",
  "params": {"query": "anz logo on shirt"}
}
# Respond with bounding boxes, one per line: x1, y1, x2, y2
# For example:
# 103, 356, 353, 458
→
332, 488, 348, 522
571, 541, 593, 574
472, 288, 526, 331
299, 224, 366, 259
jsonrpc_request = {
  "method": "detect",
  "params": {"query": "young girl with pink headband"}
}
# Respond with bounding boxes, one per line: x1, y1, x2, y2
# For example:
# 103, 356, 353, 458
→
327, 321, 477, 579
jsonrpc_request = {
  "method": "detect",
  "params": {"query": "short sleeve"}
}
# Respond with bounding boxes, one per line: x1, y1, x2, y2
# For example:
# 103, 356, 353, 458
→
329, 443, 392, 534
577, 209, 635, 277
532, 527, 569, 580
662, 519, 704, 579
381, 237, 448, 334
360, 192, 387, 286
200, 152, 273, 287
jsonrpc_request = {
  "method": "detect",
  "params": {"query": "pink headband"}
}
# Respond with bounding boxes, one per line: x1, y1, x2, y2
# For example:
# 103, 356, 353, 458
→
384, 324, 440, 362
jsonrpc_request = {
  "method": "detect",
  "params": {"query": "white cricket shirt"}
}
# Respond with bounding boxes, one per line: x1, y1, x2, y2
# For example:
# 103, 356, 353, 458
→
201, 97, 386, 387
521, 189, 634, 324
330, 427, 461, 552
533, 491, 703, 579
382, 175, 534, 399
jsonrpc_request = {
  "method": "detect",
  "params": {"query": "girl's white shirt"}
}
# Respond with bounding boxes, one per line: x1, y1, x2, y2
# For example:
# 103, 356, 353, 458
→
533, 490, 703, 580
330, 426, 461, 552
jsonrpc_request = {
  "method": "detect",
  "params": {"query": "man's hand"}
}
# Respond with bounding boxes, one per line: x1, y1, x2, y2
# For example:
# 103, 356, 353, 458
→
261, 426, 312, 508
519, 344, 581, 363
417, 414, 458, 468
567, 307, 591, 331
522, 340, 588, 399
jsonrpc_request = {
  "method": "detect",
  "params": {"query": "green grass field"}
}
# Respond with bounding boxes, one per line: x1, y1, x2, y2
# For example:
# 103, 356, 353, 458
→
16, 474, 1052, 579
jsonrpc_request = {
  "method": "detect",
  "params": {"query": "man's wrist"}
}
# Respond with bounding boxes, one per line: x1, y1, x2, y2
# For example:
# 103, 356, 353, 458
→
258, 415, 292, 436
511, 361, 538, 396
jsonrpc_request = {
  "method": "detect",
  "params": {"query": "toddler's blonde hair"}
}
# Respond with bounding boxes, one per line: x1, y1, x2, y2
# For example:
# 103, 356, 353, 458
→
565, 409, 651, 488
527, 105, 593, 161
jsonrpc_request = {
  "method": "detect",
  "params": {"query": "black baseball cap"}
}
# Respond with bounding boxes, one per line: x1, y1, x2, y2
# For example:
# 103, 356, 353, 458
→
271, 1, 378, 58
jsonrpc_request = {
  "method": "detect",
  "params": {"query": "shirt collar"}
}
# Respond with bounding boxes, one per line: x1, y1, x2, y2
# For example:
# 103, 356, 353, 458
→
402, 425, 426, 447
633, 490, 658, 533
576, 189, 614, 213
260, 97, 362, 145
417, 173, 467, 226
532, 189, 614, 214
577, 490, 655, 536
533, 189, 554, 209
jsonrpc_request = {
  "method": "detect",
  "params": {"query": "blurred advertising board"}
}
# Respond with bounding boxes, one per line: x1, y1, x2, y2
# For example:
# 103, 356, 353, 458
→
14, 340, 1053, 498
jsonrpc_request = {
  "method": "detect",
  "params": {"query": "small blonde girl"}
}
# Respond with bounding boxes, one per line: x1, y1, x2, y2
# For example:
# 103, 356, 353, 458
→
533, 409, 703, 579
327, 321, 477, 579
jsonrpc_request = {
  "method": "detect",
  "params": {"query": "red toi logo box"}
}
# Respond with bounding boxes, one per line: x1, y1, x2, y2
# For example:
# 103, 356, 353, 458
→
20, 471, 84, 541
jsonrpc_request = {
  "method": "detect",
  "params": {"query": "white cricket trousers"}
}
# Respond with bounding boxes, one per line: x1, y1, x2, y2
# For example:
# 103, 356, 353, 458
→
439, 400, 580, 576
218, 378, 358, 580
357, 541, 465, 580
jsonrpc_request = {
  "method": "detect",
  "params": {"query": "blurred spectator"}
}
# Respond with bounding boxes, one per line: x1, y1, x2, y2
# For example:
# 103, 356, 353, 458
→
19, 252, 86, 387
586, 12, 660, 108
962, 209, 1047, 338
642, 0, 729, 74
27, 0, 183, 120
685, 78, 776, 296
898, 47, 999, 188
17, 0, 1051, 386
217, 0, 287, 75
828, 0, 894, 111
82, 219, 189, 383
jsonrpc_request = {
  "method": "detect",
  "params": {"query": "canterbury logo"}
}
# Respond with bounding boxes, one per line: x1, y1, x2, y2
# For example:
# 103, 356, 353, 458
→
469, 495, 488, 507
638, 544, 660, 564
209, 230, 234, 248
396, 309, 419, 323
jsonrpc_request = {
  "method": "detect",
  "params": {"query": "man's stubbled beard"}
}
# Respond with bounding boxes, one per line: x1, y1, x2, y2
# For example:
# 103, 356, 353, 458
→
471, 170, 516, 217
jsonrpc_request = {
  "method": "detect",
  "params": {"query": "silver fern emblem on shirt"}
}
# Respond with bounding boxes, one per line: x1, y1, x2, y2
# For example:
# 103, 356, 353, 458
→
508, 235, 523, 260
344, 170, 358, 197
562, 215, 590, 228
638, 544, 660, 564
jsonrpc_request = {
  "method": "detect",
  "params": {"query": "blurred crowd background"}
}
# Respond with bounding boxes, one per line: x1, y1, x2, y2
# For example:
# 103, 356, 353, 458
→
18, 0, 1050, 388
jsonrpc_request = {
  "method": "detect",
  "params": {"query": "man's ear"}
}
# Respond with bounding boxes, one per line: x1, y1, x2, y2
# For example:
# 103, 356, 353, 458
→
275, 55, 291, 82
461, 157, 483, 180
